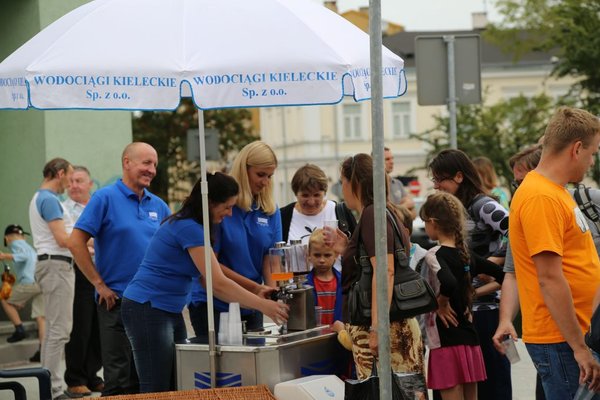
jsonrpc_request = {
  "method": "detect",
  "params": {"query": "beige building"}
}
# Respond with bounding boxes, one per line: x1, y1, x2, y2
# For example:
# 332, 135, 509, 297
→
260, 13, 576, 206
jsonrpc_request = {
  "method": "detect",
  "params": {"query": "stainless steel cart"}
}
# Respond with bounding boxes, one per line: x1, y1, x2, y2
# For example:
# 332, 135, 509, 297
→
175, 325, 338, 391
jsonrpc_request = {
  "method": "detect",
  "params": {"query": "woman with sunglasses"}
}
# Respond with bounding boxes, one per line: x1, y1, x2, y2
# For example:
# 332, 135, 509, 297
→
428, 148, 510, 400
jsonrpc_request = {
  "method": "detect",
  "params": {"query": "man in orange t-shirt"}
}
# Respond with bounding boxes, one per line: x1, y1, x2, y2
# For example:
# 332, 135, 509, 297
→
510, 107, 600, 399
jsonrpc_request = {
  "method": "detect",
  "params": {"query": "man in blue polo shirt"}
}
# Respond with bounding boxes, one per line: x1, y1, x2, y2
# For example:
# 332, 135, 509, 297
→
29, 157, 74, 400
68, 142, 170, 396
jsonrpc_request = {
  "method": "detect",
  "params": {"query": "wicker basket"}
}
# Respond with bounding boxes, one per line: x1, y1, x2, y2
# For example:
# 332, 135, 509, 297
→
101, 385, 277, 400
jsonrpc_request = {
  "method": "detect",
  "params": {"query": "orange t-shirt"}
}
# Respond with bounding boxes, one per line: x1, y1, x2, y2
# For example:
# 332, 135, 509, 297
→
509, 171, 600, 344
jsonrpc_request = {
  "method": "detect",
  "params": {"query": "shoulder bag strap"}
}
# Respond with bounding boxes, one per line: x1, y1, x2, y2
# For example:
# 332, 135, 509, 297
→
574, 184, 600, 231
280, 202, 296, 243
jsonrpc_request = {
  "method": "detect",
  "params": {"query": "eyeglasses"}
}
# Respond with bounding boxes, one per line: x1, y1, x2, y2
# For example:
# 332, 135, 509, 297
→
430, 176, 452, 185
511, 179, 523, 190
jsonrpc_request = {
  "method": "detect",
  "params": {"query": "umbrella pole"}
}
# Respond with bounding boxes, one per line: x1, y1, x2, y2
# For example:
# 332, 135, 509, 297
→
197, 108, 217, 388
369, 0, 392, 399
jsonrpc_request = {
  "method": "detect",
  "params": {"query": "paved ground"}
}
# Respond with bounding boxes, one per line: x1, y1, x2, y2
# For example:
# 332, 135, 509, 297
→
2, 340, 538, 399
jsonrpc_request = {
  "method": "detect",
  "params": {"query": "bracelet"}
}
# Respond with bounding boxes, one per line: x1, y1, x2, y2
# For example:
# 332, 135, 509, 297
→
369, 326, 377, 332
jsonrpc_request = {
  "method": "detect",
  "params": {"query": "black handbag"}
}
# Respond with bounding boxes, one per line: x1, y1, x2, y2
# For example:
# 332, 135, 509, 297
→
348, 209, 437, 325
344, 359, 409, 400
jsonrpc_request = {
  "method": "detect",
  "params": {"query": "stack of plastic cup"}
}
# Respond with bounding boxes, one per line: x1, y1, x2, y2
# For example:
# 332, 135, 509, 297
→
218, 312, 229, 345
228, 303, 243, 345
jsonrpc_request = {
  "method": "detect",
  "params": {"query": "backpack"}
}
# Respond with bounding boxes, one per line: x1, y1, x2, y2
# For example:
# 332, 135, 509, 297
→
281, 201, 357, 243
573, 184, 600, 232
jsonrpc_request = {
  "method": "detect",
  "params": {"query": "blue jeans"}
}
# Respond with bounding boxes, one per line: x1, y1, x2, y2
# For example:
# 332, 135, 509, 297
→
526, 342, 600, 400
121, 298, 187, 393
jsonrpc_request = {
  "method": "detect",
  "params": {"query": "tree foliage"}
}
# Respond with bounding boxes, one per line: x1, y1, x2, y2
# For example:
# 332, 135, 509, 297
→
486, 0, 600, 114
412, 94, 557, 186
132, 99, 255, 202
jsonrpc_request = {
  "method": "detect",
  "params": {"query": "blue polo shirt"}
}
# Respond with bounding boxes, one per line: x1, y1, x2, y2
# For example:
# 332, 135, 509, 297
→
124, 218, 206, 313
193, 204, 282, 313
74, 179, 171, 298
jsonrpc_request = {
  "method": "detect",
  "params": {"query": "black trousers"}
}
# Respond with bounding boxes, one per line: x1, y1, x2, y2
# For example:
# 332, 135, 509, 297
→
473, 308, 512, 400
97, 300, 139, 396
64, 267, 103, 388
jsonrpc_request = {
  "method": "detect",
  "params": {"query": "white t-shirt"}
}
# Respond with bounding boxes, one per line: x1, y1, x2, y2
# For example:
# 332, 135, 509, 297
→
287, 200, 341, 271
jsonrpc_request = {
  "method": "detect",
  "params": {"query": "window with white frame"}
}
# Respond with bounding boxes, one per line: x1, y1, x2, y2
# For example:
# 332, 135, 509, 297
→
342, 104, 362, 140
392, 101, 411, 139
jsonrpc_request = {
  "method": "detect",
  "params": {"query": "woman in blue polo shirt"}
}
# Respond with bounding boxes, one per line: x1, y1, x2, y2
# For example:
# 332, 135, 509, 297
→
189, 141, 282, 336
121, 172, 288, 393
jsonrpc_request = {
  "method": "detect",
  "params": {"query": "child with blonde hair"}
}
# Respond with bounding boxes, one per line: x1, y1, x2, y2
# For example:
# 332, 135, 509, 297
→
306, 228, 341, 325
421, 192, 504, 400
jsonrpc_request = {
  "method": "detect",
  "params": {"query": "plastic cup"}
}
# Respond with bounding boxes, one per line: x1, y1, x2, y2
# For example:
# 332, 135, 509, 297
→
218, 312, 229, 345
229, 303, 241, 324
501, 338, 521, 364
314, 306, 323, 326
323, 220, 338, 246
323, 220, 338, 229
229, 322, 243, 345
228, 303, 243, 345
574, 382, 596, 400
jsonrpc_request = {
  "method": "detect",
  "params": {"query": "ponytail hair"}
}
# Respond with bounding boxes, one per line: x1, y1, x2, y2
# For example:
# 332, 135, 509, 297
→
420, 192, 475, 309
166, 172, 239, 226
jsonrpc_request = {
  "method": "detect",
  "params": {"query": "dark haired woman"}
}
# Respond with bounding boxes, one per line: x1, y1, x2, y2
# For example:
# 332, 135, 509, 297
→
428, 148, 510, 400
325, 153, 426, 399
121, 172, 288, 393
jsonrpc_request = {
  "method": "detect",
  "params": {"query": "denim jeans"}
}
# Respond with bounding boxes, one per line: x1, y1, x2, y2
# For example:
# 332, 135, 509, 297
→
121, 298, 187, 393
526, 342, 600, 400
35, 259, 75, 398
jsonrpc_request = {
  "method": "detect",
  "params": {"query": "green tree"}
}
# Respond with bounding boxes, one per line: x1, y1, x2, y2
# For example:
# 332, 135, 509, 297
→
486, 0, 600, 182
413, 94, 557, 186
486, 0, 600, 114
132, 99, 255, 203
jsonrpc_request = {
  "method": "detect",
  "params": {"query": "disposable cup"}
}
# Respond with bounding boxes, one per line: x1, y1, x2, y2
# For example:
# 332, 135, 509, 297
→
323, 220, 338, 229
229, 302, 241, 322
218, 312, 229, 345
322, 220, 338, 246
229, 321, 243, 345
314, 306, 323, 326
574, 382, 596, 400
501, 338, 521, 364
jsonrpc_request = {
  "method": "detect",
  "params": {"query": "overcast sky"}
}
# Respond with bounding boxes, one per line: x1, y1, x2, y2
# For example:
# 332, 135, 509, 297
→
334, 0, 502, 31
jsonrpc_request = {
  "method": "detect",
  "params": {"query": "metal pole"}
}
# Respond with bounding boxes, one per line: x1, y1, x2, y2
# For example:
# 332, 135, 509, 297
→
197, 109, 217, 388
369, 0, 392, 399
281, 108, 290, 204
444, 35, 458, 149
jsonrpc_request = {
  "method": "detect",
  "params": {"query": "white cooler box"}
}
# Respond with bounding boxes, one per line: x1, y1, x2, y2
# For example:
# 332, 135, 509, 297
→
274, 375, 344, 400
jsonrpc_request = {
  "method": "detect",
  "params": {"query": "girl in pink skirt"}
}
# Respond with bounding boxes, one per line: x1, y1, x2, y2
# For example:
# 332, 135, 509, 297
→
420, 192, 504, 400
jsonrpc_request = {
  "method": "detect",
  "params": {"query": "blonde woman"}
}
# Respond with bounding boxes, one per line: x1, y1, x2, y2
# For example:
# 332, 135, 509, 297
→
188, 141, 282, 336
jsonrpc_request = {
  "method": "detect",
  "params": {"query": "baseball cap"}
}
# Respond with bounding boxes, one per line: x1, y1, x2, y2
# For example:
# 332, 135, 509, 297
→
4, 224, 30, 247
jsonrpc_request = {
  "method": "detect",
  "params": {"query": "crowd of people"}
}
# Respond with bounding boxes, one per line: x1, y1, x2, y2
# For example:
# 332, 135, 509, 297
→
2, 106, 600, 400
